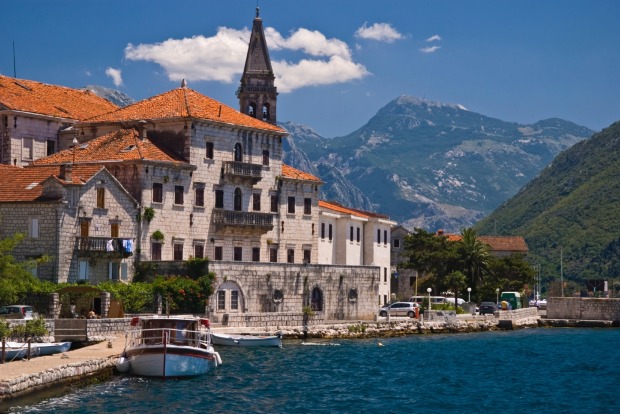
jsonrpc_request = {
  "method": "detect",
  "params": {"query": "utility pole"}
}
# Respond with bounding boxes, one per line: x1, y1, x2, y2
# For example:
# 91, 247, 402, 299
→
560, 248, 564, 297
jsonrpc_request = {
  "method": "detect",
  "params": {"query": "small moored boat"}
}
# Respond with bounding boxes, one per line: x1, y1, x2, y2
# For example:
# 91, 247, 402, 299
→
211, 332, 282, 347
117, 316, 222, 378
2, 341, 71, 360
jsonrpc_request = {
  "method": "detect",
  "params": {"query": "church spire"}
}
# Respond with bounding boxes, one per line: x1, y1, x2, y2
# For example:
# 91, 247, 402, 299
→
237, 7, 278, 124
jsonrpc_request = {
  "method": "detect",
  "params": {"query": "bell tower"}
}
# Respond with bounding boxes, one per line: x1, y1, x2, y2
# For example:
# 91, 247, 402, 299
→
237, 7, 278, 125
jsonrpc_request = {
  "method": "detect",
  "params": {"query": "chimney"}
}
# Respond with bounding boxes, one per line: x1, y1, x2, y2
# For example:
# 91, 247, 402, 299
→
60, 163, 72, 182
437, 229, 444, 236
139, 120, 147, 141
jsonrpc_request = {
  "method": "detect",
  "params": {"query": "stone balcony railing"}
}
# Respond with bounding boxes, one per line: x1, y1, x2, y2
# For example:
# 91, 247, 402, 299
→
223, 161, 263, 181
75, 237, 134, 258
211, 209, 274, 229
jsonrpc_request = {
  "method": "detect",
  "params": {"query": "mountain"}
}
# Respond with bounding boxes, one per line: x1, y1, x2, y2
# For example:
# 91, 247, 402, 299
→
282, 95, 595, 232
82, 85, 136, 107
475, 121, 620, 283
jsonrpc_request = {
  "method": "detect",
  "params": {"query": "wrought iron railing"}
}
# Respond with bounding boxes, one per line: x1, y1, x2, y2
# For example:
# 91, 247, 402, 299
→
76, 237, 134, 256
211, 209, 274, 228
223, 161, 263, 179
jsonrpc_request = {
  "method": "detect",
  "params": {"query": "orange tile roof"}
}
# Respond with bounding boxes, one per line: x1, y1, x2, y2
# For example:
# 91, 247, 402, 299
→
32, 128, 186, 166
438, 232, 528, 252
0, 75, 118, 120
281, 164, 322, 182
0, 164, 102, 202
84, 86, 286, 133
319, 200, 390, 220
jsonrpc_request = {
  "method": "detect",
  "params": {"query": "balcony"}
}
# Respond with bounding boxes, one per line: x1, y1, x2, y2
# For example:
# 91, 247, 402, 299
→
76, 237, 134, 258
223, 161, 263, 183
211, 209, 274, 230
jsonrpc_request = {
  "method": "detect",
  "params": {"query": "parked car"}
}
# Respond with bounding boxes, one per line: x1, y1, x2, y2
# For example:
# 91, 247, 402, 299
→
0, 305, 35, 319
379, 302, 419, 318
529, 299, 547, 310
478, 302, 498, 315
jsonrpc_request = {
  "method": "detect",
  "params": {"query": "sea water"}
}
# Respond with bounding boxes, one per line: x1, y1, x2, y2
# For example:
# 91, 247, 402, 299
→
5, 328, 620, 413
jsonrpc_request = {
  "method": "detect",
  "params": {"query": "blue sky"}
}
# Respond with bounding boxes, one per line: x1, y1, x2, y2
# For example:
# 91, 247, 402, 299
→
1, 0, 619, 137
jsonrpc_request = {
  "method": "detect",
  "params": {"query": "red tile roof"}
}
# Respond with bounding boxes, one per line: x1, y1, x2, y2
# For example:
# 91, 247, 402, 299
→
32, 129, 186, 165
319, 200, 390, 220
0, 165, 102, 202
438, 232, 528, 252
84, 86, 286, 133
0, 75, 118, 120
281, 164, 322, 182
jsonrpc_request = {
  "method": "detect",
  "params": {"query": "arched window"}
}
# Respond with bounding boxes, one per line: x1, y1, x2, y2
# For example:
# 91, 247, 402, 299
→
234, 143, 243, 162
311, 287, 323, 311
248, 103, 257, 118
262, 103, 270, 121
234, 188, 242, 211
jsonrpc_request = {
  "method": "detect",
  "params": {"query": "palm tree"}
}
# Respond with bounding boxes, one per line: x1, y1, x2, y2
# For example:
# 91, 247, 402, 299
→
458, 228, 491, 295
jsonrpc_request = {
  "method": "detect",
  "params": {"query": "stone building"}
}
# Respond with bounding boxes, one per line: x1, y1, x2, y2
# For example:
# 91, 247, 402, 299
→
0, 75, 117, 167
0, 164, 138, 283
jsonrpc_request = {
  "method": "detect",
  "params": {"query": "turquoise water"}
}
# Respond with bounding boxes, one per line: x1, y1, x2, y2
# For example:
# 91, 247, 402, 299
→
6, 328, 620, 413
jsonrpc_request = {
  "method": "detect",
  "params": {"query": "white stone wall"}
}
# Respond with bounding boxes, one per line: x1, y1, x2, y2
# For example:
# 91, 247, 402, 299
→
547, 297, 620, 321
317, 214, 337, 264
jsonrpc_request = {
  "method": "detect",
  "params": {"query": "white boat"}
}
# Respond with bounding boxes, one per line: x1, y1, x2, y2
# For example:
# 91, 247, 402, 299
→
118, 316, 222, 378
1, 344, 26, 361
211, 332, 282, 347
3, 341, 71, 359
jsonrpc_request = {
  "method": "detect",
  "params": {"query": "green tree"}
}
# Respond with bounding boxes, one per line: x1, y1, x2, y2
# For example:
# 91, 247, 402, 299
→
456, 228, 491, 295
0, 233, 41, 305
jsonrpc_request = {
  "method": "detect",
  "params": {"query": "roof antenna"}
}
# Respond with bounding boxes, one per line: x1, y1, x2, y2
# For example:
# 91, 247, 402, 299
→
13, 41, 17, 78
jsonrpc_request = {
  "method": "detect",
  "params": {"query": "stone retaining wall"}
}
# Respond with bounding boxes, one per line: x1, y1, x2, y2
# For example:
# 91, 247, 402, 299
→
223, 311, 326, 328
497, 307, 539, 329
547, 297, 620, 321
86, 318, 132, 341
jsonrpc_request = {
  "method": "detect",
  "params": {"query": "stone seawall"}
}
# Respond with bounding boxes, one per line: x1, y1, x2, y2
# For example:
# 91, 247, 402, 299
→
223, 311, 326, 328
547, 297, 620, 321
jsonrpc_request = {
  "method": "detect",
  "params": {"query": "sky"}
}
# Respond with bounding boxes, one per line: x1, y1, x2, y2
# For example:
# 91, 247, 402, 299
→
1, 0, 619, 137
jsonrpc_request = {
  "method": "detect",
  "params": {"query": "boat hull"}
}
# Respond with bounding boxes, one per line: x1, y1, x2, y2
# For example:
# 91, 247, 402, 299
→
4, 341, 71, 357
211, 333, 282, 347
126, 344, 217, 377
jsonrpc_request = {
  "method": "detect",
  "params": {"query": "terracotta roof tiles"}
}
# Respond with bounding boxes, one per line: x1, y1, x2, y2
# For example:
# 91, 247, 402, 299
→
319, 200, 390, 220
84, 86, 285, 134
32, 129, 185, 165
0, 75, 118, 120
0, 165, 102, 202
281, 164, 322, 182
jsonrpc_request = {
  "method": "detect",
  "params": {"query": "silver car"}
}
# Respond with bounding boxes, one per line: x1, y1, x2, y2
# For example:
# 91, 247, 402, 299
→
379, 302, 419, 318
0, 305, 35, 319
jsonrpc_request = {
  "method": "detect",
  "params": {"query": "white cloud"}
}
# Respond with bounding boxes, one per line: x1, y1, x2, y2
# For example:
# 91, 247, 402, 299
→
124, 26, 368, 93
420, 46, 441, 54
355, 22, 403, 43
105, 67, 123, 86
426, 35, 442, 42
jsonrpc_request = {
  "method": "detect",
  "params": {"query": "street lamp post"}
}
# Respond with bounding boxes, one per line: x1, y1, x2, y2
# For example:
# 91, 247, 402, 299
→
427, 287, 432, 312
496, 288, 500, 305
467, 287, 471, 303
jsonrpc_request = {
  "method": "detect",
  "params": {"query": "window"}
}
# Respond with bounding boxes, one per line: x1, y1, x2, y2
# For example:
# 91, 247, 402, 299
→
80, 220, 90, 237
253, 193, 261, 211
262, 150, 269, 166
328, 224, 333, 241
46, 140, 55, 156
214, 246, 223, 260
304, 249, 311, 264
269, 247, 278, 263
384, 268, 387, 283
393, 238, 400, 248
173, 243, 183, 261
29, 218, 39, 238
111, 223, 119, 238
152, 183, 163, 203
206, 142, 214, 159
384, 230, 388, 245
234, 143, 243, 162
377, 229, 381, 244
78, 260, 89, 280
234, 188, 242, 211
288, 197, 295, 214
194, 244, 204, 259
287, 248, 294, 263
252, 247, 260, 262
195, 187, 205, 207
304, 198, 311, 215
350, 226, 354, 242
215, 189, 224, 208
96, 188, 105, 208
234, 246, 242, 261
270, 195, 278, 212
321, 223, 325, 239
152, 243, 162, 261
231, 290, 239, 310
108, 262, 126, 280
357, 227, 360, 243
217, 291, 226, 310
174, 186, 184, 205
22, 138, 33, 160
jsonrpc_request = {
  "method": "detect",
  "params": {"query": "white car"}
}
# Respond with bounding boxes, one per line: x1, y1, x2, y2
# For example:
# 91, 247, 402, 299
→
379, 302, 419, 318
0, 304, 35, 319
529, 299, 547, 310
